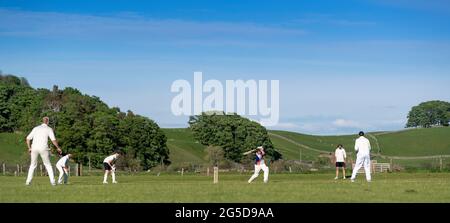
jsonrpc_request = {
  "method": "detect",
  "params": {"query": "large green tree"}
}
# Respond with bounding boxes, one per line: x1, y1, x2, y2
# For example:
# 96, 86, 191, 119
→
189, 112, 282, 163
0, 73, 170, 170
406, 100, 450, 128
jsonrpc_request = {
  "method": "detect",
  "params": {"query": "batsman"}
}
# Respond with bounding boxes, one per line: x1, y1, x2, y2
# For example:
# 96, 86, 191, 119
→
246, 146, 270, 184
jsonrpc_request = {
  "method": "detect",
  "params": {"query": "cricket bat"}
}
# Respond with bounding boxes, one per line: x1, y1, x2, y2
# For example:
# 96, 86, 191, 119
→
243, 149, 256, 156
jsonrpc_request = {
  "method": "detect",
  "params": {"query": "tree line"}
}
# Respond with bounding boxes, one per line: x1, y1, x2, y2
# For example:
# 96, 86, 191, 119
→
2, 72, 282, 170
1, 73, 170, 170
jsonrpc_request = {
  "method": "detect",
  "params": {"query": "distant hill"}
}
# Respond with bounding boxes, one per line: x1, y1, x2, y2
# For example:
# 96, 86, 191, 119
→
2, 127, 449, 168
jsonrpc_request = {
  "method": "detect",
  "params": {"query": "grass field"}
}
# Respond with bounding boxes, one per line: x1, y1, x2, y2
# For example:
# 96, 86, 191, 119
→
2, 128, 450, 169
1, 173, 450, 203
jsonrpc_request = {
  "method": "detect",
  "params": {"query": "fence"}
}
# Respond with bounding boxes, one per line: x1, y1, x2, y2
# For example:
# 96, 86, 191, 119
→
0, 162, 90, 176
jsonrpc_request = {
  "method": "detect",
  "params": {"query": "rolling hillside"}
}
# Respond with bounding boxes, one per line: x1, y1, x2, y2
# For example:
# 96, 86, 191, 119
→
1, 128, 450, 168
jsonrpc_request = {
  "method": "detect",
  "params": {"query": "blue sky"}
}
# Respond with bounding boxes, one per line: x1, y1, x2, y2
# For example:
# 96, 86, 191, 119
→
1, 0, 450, 135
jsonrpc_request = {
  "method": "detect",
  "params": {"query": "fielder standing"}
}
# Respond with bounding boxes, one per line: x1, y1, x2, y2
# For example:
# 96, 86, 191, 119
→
334, 144, 347, 180
248, 146, 270, 184
351, 131, 372, 183
25, 117, 62, 186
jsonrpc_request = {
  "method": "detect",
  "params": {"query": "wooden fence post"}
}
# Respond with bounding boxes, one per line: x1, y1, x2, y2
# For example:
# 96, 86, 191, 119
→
88, 157, 91, 173
440, 156, 443, 171
213, 167, 219, 184
80, 163, 83, 177
16, 164, 20, 176
181, 168, 184, 177
75, 164, 79, 177
207, 168, 210, 177
2, 163, 5, 175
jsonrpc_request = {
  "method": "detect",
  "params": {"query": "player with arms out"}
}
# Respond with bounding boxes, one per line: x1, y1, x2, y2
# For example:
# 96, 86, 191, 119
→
247, 146, 270, 184
25, 117, 62, 186
103, 152, 121, 184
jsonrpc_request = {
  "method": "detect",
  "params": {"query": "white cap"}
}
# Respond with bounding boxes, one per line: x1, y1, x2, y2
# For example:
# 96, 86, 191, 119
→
257, 146, 264, 150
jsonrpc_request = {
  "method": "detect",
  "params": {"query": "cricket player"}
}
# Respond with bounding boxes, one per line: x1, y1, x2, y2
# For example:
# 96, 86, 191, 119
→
248, 146, 270, 184
25, 117, 62, 186
103, 152, 121, 184
335, 145, 347, 180
351, 131, 372, 182
56, 154, 72, 185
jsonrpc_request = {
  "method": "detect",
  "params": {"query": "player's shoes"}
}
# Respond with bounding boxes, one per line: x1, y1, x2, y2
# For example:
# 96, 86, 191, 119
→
351, 179, 355, 183
343, 177, 347, 180
103, 181, 108, 184
112, 181, 118, 184
334, 177, 339, 180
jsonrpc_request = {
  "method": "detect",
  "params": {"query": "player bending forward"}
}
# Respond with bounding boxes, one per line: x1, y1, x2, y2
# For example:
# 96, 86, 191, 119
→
56, 153, 72, 185
103, 152, 121, 184
247, 146, 270, 184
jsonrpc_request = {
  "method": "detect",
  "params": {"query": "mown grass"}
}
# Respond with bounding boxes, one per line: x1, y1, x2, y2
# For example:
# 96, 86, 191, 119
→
1, 173, 449, 203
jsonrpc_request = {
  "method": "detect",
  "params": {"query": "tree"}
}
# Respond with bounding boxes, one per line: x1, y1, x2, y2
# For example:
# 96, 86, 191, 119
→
118, 112, 170, 170
406, 100, 450, 128
0, 73, 170, 170
189, 112, 282, 163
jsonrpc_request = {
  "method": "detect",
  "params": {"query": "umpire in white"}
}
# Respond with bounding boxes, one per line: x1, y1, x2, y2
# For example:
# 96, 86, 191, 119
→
351, 131, 372, 183
25, 117, 62, 186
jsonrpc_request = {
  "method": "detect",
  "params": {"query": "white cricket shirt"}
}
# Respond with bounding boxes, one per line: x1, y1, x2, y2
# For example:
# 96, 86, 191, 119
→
355, 136, 372, 157
26, 124, 56, 150
335, 148, 347, 163
104, 154, 119, 164
57, 155, 70, 167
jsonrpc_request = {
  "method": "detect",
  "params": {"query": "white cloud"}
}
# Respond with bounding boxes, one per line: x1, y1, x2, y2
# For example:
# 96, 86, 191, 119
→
332, 119, 363, 128
293, 14, 376, 26
0, 8, 307, 43
269, 122, 300, 129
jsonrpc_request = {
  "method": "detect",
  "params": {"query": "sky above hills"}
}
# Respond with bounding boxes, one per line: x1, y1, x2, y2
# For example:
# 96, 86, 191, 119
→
1, 0, 449, 135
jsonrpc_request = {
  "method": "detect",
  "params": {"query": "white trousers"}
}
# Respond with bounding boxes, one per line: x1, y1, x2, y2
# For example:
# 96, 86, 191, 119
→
248, 164, 269, 183
56, 165, 68, 184
26, 149, 55, 185
351, 154, 372, 181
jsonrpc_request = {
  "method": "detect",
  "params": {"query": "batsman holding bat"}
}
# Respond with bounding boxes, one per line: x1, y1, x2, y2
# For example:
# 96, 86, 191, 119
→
247, 146, 270, 184
103, 152, 121, 184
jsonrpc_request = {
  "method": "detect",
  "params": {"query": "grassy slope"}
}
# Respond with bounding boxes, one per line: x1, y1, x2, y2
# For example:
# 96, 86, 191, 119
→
269, 130, 357, 160
1, 173, 450, 202
270, 128, 450, 159
1, 128, 450, 166
163, 128, 208, 165
375, 128, 450, 156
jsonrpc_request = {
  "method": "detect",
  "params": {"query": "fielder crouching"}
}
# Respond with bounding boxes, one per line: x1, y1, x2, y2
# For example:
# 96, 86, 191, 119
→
56, 153, 73, 185
247, 146, 270, 184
